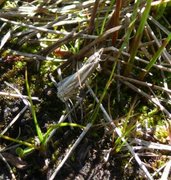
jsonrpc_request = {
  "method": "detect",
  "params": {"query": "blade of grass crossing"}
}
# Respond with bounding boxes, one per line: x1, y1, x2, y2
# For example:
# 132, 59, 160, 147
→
139, 32, 171, 80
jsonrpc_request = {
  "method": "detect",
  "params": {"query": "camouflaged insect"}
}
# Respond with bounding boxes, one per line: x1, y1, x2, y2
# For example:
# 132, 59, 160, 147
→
57, 48, 103, 102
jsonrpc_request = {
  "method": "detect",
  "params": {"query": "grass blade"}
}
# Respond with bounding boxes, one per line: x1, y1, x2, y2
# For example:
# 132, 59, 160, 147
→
139, 33, 171, 80
25, 68, 43, 142
124, 0, 152, 76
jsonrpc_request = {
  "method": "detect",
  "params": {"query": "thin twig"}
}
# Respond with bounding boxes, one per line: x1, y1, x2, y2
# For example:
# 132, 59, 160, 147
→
120, 80, 171, 118
4, 81, 30, 106
71, 26, 121, 60
0, 153, 16, 180
1, 105, 28, 135
132, 138, 171, 151
146, 23, 171, 64
104, 46, 171, 73
39, 28, 87, 56
115, 74, 171, 94
49, 123, 92, 180
0, 91, 40, 101
0, 17, 71, 35
160, 159, 171, 180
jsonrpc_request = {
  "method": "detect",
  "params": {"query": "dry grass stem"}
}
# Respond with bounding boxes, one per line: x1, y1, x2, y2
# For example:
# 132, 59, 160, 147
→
49, 123, 92, 180
120, 80, 171, 118
0, 153, 16, 180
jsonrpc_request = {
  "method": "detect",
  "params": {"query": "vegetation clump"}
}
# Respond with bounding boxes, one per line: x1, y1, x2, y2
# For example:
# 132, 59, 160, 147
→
0, 0, 171, 179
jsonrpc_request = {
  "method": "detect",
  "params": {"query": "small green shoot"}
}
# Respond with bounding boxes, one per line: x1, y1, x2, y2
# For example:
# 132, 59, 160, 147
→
16, 147, 35, 158
0, 122, 84, 157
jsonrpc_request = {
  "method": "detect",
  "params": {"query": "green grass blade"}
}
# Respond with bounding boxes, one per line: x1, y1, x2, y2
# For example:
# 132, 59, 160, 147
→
116, 0, 141, 63
90, 53, 118, 124
124, 0, 152, 75
139, 33, 171, 80
42, 122, 84, 144
25, 68, 43, 142
99, 0, 115, 35
0, 134, 35, 148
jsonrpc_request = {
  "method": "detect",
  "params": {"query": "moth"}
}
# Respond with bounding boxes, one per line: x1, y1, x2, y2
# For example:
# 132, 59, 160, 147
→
57, 48, 104, 102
